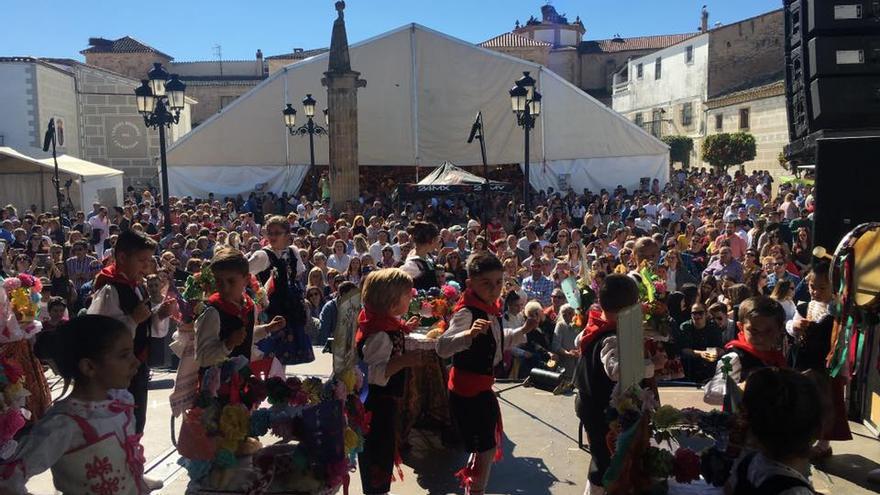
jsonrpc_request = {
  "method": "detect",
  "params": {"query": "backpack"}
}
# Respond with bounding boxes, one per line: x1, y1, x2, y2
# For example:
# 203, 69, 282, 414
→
733, 453, 814, 495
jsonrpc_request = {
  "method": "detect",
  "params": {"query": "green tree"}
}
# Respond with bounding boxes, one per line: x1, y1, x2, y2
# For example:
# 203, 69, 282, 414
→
661, 135, 694, 168
701, 132, 757, 173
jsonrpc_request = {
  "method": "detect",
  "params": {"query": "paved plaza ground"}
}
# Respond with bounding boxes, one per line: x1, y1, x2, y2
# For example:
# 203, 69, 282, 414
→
27, 350, 880, 494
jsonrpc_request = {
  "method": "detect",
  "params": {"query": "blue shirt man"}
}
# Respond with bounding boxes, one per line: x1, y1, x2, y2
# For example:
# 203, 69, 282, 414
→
522, 259, 554, 307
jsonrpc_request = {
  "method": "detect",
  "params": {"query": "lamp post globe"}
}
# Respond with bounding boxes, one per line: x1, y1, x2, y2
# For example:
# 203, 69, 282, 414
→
283, 104, 297, 129
147, 62, 169, 97
164, 75, 187, 111
509, 84, 527, 114
134, 80, 156, 116
516, 71, 536, 99
302, 94, 317, 119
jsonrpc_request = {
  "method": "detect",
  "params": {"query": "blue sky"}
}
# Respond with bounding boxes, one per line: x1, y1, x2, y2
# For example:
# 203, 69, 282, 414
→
3, 0, 780, 61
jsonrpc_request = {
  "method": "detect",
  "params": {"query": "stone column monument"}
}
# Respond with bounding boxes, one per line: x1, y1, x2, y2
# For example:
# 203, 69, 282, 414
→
322, 1, 366, 211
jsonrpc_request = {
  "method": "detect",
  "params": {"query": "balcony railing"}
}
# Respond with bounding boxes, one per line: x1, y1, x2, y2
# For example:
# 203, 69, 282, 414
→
613, 81, 631, 95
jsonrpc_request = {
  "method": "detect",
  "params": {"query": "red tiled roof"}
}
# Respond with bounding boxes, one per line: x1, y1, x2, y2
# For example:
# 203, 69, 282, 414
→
479, 32, 552, 49
265, 48, 329, 60
80, 36, 173, 59
580, 33, 698, 54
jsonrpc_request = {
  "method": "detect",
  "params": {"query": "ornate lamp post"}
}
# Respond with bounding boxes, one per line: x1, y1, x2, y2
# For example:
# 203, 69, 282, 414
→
134, 63, 186, 235
283, 94, 329, 197
509, 71, 541, 214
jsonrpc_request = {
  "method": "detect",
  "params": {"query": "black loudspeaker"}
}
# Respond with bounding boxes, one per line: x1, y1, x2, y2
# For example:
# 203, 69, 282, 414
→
784, 0, 880, 141
813, 135, 880, 249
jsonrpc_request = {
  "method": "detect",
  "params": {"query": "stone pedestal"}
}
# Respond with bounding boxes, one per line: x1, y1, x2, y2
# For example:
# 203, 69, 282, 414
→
322, 1, 365, 212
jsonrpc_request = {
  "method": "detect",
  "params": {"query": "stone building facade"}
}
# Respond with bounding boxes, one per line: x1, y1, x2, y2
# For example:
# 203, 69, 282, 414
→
706, 10, 784, 99
0, 56, 192, 189
0, 58, 80, 157
706, 81, 788, 175
481, 4, 699, 105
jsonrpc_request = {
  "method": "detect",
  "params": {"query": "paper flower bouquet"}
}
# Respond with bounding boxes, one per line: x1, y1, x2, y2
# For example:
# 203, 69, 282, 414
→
0, 357, 30, 460
406, 283, 461, 339
0, 275, 43, 342
179, 357, 369, 495
603, 384, 742, 494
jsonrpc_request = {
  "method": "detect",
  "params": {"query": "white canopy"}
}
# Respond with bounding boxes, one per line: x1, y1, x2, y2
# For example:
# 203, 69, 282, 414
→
167, 24, 669, 197
0, 147, 123, 211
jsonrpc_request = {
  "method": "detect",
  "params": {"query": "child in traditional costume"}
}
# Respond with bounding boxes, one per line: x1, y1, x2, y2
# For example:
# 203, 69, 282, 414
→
356, 268, 426, 495
87, 230, 174, 437
0, 315, 152, 494
194, 248, 285, 370
248, 216, 313, 366
0, 274, 51, 422
436, 252, 539, 495
728, 367, 822, 494
573, 274, 663, 495
787, 261, 851, 458
704, 296, 787, 409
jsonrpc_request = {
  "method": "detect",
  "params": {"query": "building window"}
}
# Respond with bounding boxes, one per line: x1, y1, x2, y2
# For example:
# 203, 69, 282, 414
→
634, 113, 644, 128
654, 57, 662, 79
220, 95, 237, 110
715, 113, 723, 131
685, 45, 694, 64
681, 102, 693, 127
651, 109, 662, 137
739, 108, 750, 129
636, 63, 643, 79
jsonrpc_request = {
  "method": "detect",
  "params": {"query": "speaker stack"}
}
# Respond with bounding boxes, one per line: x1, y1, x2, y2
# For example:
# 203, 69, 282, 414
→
783, 0, 880, 246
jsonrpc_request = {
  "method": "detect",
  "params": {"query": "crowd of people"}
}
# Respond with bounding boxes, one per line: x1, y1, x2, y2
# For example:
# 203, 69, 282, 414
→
0, 166, 850, 495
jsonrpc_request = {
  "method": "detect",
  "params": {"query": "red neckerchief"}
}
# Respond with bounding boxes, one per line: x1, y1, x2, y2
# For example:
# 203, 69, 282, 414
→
453, 289, 502, 318
207, 292, 255, 322
354, 307, 409, 347
724, 331, 786, 368
94, 264, 139, 290
578, 310, 617, 355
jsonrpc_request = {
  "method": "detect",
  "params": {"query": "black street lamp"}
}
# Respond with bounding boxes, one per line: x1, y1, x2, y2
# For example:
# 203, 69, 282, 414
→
283, 94, 328, 198
135, 62, 186, 235
510, 71, 541, 214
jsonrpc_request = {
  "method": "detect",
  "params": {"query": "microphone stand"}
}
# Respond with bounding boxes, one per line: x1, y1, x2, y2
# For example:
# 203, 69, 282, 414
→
467, 111, 490, 228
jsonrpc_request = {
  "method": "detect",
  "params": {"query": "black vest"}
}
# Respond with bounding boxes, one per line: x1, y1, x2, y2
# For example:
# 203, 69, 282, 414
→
574, 329, 616, 422
110, 282, 151, 360
358, 330, 407, 398
258, 247, 306, 327
211, 302, 255, 362
411, 257, 439, 291
451, 307, 501, 376
729, 347, 770, 382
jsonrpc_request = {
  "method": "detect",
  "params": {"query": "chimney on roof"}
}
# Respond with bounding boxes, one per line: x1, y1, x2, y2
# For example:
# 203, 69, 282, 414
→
700, 5, 709, 33
88, 37, 113, 47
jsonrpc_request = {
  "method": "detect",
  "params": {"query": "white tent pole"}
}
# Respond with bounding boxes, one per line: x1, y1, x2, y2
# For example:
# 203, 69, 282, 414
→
539, 68, 547, 193
283, 67, 292, 194
410, 24, 420, 181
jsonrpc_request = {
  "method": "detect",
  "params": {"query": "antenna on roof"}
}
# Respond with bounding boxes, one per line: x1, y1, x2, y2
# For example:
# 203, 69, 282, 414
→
213, 44, 223, 77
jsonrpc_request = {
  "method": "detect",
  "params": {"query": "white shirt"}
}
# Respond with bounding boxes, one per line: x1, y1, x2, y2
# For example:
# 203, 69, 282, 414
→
327, 253, 351, 273
436, 308, 528, 366
369, 241, 390, 264
194, 306, 269, 368
247, 247, 306, 277
87, 284, 169, 339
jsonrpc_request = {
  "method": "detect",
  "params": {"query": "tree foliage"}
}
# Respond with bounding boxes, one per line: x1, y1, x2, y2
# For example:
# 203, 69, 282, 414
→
661, 135, 694, 168
701, 132, 757, 172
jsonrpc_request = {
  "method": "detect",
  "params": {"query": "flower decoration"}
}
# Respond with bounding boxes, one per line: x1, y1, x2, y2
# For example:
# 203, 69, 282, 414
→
672, 448, 701, 483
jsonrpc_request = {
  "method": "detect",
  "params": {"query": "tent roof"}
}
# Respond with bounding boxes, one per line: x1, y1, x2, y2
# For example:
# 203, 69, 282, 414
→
417, 161, 503, 186
168, 23, 667, 169
0, 147, 123, 177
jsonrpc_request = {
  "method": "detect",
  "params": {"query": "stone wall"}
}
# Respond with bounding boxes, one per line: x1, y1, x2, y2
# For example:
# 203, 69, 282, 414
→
547, 49, 579, 86
74, 65, 167, 189
579, 50, 660, 97
707, 10, 784, 98
483, 46, 550, 67
0, 62, 38, 151
35, 64, 80, 157
83, 52, 172, 81
706, 90, 788, 176
185, 83, 259, 126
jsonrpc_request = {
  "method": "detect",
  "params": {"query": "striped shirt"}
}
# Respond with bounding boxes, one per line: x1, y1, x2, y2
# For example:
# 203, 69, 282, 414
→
66, 255, 100, 287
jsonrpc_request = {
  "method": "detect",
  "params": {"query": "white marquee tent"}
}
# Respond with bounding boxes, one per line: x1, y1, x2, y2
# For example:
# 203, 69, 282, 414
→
0, 147, 123, 211
167, 24, 669, 198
